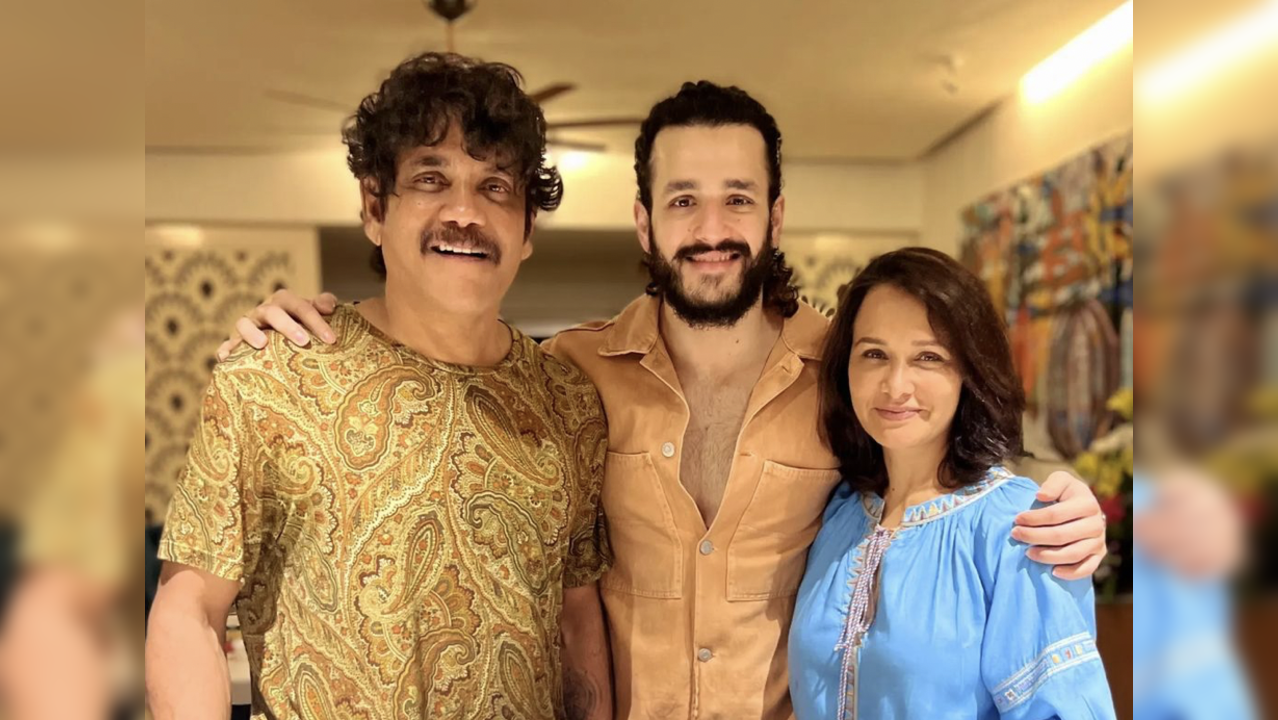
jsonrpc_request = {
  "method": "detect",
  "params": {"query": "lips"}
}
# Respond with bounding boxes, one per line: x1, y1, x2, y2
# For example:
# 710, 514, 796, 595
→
875, 407, 922, 421
420, 224, 502, 264
686, 249, 741, 263
428, 241, 491, 261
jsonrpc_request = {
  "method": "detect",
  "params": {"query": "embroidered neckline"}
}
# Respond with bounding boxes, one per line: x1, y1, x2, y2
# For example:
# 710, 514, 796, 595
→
833, 526, 896, 720
860, 467, 1014, 527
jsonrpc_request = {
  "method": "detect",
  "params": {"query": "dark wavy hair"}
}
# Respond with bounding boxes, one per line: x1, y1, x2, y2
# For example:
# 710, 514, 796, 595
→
819, 247, 1025, 495
343, 52, 563, 278
634, 81, 798, 318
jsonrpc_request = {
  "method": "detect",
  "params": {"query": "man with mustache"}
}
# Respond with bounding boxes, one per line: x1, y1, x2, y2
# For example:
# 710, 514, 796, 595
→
221, 81, 1110, 718
146, 53, 613, 720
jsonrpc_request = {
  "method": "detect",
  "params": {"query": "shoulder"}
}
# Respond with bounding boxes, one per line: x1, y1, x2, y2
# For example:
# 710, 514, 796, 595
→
528, 337, 598, 392
541, 317, 616, 364
216, 304, 368, 389
821, 481, 864, 525
961, 470, 1039, 555
524, 337, 605, 419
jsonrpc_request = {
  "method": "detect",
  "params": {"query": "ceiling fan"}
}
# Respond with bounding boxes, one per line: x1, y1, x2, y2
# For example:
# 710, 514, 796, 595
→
265, 0, 644, 153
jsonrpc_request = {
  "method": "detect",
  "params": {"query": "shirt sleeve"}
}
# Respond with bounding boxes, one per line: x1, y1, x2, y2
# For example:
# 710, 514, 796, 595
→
157, 365, 259, 583
980, 495, 1117, 719
561, 383, 612, 588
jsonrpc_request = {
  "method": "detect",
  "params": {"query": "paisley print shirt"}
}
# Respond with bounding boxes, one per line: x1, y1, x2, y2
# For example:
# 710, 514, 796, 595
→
159, 304, 610, 719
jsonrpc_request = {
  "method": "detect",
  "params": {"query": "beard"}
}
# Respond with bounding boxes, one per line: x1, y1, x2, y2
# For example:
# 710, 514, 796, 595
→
645, 225, 775, 329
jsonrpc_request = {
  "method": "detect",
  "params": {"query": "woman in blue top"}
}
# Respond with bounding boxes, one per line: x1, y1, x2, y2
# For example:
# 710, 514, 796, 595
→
789, 248, 1116, 719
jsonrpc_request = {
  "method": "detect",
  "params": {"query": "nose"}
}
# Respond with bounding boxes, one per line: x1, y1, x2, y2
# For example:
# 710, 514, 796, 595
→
437, 185, 487, 229
692, 203, 732, 246
881, 360, 915, 401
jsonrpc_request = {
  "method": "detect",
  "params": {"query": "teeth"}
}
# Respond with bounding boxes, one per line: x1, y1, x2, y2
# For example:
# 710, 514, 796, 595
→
690, 251, 735, 262
434, 243, 485, 256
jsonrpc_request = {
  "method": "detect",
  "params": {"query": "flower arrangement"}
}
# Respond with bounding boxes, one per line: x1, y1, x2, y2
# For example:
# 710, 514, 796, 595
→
1072, 388, 1134, 600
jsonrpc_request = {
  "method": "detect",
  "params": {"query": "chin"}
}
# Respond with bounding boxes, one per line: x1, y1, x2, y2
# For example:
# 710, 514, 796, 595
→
865, 426, 933, 452
684, 281, 741, 304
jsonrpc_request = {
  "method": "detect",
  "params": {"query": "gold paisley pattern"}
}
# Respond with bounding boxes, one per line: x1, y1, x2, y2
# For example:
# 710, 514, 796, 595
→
159, 305, 610, 720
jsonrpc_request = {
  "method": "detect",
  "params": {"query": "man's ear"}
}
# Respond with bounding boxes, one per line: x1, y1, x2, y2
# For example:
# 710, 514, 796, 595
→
769, 194, 786, 243
634, 200, 652, 254
521, 210, 536, 261
361, 178, 384, 246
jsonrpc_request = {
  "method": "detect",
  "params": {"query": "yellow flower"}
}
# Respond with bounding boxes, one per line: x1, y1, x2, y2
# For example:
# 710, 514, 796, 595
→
1096, 461, 1124, 498
1106, 388, 1134, 421
1074, 451, 1100, 481
1246, 385, 1278, 419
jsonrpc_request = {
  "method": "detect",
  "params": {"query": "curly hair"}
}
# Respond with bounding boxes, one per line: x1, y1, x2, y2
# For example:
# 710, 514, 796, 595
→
342, 52, 563, 278
634, 81, 798, 318
819, 247, 1026, 495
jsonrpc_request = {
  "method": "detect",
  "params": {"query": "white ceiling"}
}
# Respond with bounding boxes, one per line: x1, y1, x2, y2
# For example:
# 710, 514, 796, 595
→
146, 0, 1124, 161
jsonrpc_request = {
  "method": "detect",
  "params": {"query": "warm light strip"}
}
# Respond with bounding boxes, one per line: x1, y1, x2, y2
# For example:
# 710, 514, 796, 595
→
1021, 2, 1134, 103
1138, 0, 1278, 103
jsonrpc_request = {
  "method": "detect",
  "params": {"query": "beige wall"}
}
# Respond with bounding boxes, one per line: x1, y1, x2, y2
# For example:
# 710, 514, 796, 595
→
920, 44, 1134, 255
144, 224, 321, 519
145, 146, 924, 235
1137, 28, 1278, 178
915, 42, 1133, 470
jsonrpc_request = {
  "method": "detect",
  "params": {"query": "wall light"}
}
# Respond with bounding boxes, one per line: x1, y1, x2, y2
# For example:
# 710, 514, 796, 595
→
1020, 1, 1133, 104
549, 150, 592, 173
1138, 0, 1278, 104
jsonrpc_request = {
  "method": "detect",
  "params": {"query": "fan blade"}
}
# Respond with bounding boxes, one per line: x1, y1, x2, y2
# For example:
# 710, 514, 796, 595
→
530, 83, 577, 104
547, 138, 606, 152
547, 117, 645, 130
265, 89, 352, 114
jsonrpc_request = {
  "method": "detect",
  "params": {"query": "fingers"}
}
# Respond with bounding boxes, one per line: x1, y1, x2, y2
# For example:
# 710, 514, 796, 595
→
235, 316, 270, 349
256, 305, 310, 346
1012, 513, 1106, 547
1034, 470, 1078, 502
1025, 536, 1107, 567
290, 299, 337, 344
315, 292, 340, 314
1015, 492, 1097, 527
1137, 471, 1247, 579
216, 339, 236, 362
266, 289, 336, 343
1050, 552, 1105, 581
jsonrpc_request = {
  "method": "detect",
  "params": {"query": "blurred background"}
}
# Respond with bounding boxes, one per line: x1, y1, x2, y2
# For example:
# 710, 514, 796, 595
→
2, 0, 1276, 717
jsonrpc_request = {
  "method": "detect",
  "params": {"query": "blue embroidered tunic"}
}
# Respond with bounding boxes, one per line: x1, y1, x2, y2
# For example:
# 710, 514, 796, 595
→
789, 468, 1116, 719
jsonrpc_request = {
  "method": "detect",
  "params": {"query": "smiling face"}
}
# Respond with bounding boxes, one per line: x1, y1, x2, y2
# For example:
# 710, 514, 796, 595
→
362, 123, 533, 317
635, 124, 784, 327
847, 284, 964, 454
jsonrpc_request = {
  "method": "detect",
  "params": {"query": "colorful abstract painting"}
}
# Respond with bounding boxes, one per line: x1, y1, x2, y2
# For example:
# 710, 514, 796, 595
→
959, 132, 1133, 459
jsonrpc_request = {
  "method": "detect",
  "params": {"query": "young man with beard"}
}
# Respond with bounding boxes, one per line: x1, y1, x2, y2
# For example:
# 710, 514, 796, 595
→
146, 54, 613, 720
220, 82, 1110, 718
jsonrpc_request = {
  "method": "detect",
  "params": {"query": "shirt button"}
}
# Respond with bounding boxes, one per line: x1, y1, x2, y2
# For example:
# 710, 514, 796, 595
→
661, 442, 676, 458
697, 648, 713, 662
699, 540, 714, 555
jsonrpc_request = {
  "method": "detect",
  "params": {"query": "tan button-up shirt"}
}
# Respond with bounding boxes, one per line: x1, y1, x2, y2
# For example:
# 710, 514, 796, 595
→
544, 295, 842, 719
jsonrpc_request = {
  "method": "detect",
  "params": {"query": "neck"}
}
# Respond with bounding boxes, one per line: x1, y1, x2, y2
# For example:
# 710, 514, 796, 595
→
660, 298, 782, 379
360, 282, 511, 366
880, 439, 949, 522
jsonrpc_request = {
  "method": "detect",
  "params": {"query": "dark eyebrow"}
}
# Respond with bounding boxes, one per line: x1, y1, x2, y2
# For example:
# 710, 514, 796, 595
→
725, 179, 757, 191
664, 180, 696, 194
407, 154, 447, 169
852, 337, 945, 348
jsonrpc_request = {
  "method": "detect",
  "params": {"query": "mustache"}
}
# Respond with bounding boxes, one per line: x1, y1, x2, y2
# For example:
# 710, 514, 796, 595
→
672, 240, 753, 263
420, 224, 503, 263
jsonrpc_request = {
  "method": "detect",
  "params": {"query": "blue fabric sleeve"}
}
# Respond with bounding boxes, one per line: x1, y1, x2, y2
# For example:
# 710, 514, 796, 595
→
979, 481, 1117, 720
